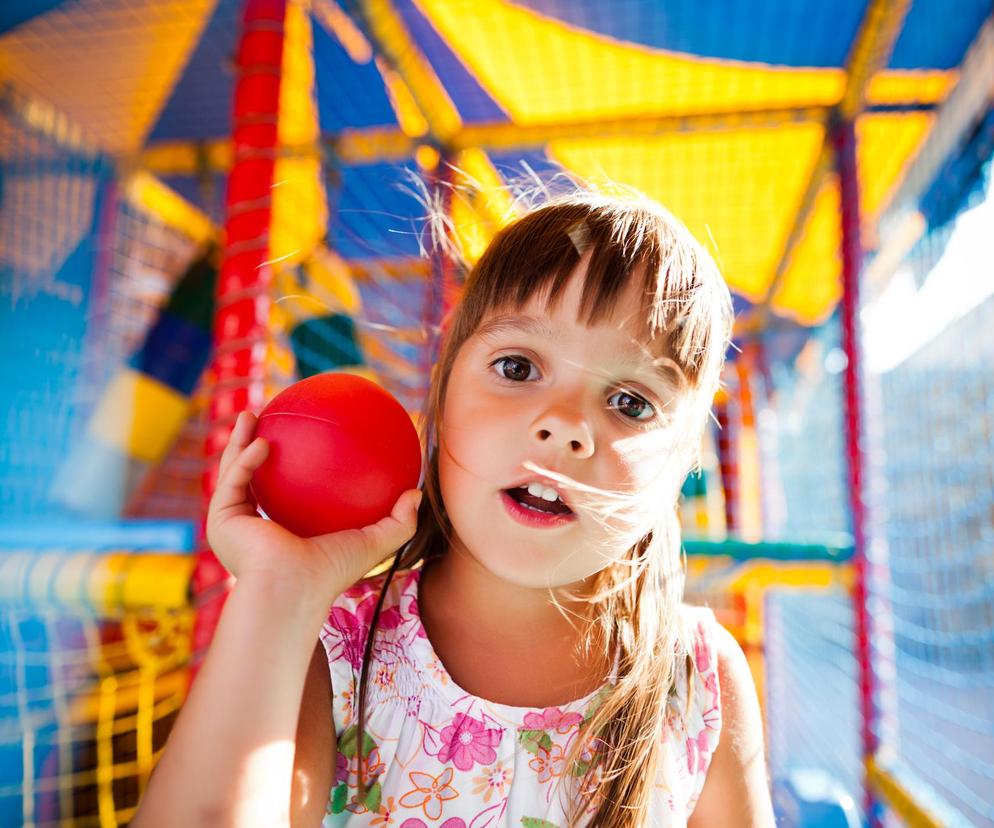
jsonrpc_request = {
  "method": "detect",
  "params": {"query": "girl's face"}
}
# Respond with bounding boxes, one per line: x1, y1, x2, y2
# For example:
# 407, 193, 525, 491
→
438, 255, 685, 590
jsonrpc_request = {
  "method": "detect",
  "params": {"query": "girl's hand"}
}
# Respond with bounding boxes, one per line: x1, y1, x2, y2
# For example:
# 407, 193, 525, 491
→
206, 410, 422, 601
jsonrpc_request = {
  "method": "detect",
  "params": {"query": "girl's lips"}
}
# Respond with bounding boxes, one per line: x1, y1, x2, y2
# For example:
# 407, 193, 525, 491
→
504, 477, 573, 511
500, 490, 578, 529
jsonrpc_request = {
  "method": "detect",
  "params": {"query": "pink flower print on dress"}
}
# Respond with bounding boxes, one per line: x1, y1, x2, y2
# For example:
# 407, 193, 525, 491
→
327, 594, 404, 670
343, 578, 382, 602
326, 594, 377, 670
528, 742, 567, 784
437, 712, 501, 771
694, 624, 713, 673
398, 768, 460, 820
408, 597, 428, 638
703, 669, 720, 707
521, 706, 584, 735
685, 728, 711, 775
701, 697, 721, 734
664, 791, 677, 813
470, 761, 513, 802
398, 819, 467, 828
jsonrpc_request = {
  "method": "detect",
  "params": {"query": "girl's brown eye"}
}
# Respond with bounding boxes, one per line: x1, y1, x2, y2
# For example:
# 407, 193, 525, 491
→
609, 390, 655, 421
492, 355, 534, 382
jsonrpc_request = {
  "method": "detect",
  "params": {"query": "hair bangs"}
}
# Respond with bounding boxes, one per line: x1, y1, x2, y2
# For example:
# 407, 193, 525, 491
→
455, 194, 729, 405
463, 201, 674, 355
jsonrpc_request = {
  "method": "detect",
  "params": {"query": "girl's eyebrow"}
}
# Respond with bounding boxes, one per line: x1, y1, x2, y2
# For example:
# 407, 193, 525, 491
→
475, 313, 560, 343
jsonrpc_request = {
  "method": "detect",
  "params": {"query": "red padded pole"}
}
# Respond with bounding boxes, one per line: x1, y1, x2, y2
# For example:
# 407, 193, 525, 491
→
834, 117, 881, 826
192, 0, 287, 675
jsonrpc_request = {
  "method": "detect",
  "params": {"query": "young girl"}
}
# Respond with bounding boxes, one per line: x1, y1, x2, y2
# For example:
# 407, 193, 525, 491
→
134, 188, 775, 827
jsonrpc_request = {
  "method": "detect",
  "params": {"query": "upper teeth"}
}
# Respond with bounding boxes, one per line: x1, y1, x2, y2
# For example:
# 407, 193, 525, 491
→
522, 482, 562, 502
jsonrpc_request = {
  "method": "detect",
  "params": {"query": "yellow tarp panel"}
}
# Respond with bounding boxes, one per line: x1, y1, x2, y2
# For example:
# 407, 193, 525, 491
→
418, 0, 950, 124
125, 171, 216, 245
772, 176, 842, 325
858, 112, 934, 220
550, 124, 825, 302
418, 0, 847, 121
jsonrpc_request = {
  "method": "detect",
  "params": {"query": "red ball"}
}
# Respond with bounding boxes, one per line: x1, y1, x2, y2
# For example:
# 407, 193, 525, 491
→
249, 373, 422, 537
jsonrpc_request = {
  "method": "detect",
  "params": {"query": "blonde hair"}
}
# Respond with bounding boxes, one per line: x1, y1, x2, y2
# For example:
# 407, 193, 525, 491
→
355, 182, 734, 826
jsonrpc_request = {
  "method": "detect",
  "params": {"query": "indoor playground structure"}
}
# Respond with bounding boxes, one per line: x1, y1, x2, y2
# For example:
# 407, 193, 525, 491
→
1, 0, 993, 825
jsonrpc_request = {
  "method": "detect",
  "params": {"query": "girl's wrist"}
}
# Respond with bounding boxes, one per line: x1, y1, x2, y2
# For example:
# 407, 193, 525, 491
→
233, 569, 341, 626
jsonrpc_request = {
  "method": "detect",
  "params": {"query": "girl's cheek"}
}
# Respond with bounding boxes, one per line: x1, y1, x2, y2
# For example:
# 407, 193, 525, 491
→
610, 433, 659, 472
612, 439, 678, 495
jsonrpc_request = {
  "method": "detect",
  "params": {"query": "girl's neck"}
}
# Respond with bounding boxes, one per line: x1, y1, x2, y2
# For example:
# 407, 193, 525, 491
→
420, 546, 594, 644
416, 546, 615, 709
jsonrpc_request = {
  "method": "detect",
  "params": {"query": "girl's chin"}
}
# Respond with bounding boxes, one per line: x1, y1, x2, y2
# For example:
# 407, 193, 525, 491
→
465, 550, 599, 592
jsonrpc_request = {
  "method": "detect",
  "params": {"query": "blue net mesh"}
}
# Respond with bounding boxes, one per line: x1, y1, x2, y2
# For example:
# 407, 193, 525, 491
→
866, 155, 994, 824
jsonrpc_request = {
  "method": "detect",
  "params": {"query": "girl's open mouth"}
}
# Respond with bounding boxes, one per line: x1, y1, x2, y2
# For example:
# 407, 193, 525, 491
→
501, 489, 577, 528
505, 485, 573, 515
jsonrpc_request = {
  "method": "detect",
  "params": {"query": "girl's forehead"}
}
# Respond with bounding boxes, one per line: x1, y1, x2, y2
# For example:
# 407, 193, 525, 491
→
490, 267, 651, 333
479, 275, 663, 352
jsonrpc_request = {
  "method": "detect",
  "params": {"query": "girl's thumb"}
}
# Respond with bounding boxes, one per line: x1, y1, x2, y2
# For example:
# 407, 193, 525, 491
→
317, 489, 423, 588
363, 488, 422, 553
407, 489, 424, 519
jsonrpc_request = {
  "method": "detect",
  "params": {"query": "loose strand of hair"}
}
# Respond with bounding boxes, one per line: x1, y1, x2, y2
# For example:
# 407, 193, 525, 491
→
354, 550, 403, 802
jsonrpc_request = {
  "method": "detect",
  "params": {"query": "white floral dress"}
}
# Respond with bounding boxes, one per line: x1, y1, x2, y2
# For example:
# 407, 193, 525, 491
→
319, 568, 721, 827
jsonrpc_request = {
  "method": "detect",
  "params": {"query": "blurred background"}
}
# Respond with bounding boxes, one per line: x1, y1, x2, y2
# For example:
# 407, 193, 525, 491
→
1, 0, 992, 825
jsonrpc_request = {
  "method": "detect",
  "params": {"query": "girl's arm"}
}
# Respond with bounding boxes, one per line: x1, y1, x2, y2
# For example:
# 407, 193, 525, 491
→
131, 411, 420, 827
688, 622, 776, 827
290, 640, 335, 827
132, 574, 332, 828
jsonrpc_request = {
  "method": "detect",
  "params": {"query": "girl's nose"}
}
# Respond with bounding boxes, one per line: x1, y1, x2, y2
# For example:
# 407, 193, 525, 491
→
531, 405, 595, 458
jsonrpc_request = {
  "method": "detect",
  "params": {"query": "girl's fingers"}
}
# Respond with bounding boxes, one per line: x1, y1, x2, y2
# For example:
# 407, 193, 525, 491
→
211, 436, 269, 515
217, 411, 254, 480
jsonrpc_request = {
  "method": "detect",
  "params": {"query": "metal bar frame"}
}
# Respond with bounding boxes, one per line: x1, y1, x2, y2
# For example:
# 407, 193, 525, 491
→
138, 104, 839, 172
